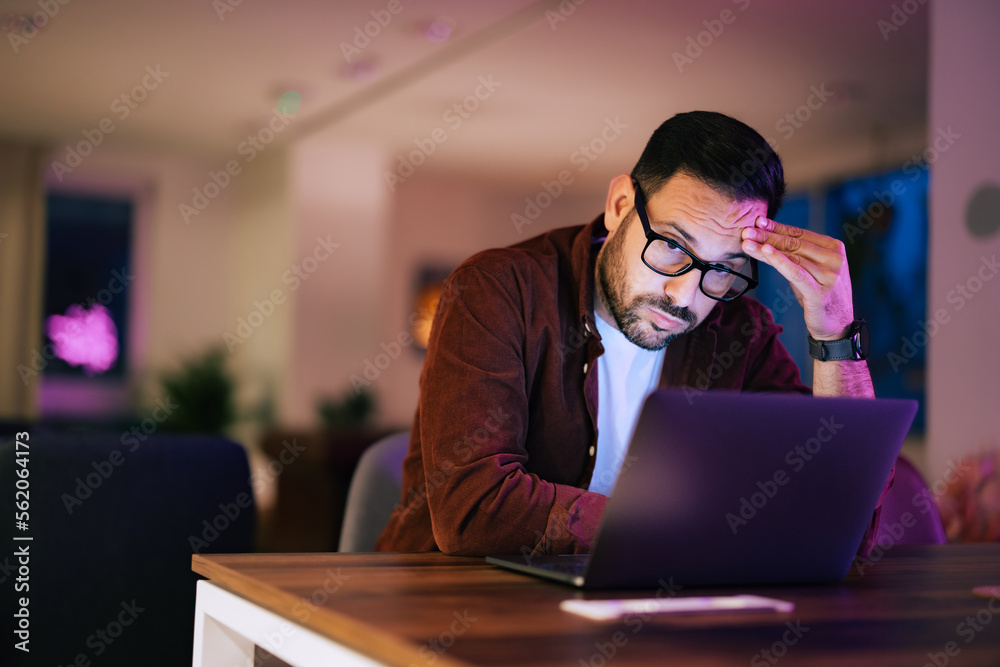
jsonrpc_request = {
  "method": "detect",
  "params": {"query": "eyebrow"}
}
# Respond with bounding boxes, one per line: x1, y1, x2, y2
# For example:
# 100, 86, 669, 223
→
661, 221, 750, 263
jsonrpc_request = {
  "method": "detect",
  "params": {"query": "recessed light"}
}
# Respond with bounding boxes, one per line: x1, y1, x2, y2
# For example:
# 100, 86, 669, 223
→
342, 59, 380, 82
277, 92, 301, 114
423, 16, 456, 43
269, 84, 308, 109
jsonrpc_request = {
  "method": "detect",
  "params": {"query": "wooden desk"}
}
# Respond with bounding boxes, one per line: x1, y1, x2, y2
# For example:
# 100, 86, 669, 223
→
192, 545, 1000, 666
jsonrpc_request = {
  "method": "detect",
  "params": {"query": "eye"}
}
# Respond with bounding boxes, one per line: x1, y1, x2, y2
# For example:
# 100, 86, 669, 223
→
710, 256, 747, 273
662, 237, 691, 255
703, 273, 729, 289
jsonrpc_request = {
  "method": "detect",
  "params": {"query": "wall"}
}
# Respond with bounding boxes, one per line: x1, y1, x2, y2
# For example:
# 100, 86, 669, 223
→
0, 143, 47, 418
225, 149, 295, 443
282, 138, 391, 429
927, 1, 1000, 477
22, 82, 960, 443
372, 168, 609, 427
42, 150, 236, 415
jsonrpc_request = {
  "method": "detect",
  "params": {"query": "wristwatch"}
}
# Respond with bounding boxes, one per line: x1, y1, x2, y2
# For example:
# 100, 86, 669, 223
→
808, 319, 869, 361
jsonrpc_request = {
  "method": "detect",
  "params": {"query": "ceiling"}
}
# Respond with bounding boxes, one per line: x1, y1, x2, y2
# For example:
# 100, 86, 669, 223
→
0, 0, 928, 191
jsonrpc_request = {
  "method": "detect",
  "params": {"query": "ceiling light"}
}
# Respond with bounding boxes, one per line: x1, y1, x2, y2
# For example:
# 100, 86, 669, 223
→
423, 17, 455, 43
342, 59, 380, 82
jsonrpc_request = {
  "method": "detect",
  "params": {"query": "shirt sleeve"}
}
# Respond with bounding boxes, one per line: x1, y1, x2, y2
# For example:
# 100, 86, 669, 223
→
855, 462, 895, 559
418, 264, 607, 557
741, 304, 812, 394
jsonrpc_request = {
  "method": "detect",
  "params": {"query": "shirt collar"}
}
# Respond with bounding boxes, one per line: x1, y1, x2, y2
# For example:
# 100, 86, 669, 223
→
570, 215, 609, 342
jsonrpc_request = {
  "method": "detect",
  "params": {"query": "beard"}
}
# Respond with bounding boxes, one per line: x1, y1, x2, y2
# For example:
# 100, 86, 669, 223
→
596, 210, 698, 351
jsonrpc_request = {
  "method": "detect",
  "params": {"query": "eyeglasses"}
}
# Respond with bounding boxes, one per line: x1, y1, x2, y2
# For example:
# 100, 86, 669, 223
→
631, 178, 758, 302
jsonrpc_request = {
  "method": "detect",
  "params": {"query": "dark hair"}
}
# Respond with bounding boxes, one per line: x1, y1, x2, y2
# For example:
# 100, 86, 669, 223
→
630, 111, 786, 219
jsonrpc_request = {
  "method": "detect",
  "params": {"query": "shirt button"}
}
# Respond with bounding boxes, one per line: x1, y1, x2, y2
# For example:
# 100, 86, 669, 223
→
589, 446, 596, 457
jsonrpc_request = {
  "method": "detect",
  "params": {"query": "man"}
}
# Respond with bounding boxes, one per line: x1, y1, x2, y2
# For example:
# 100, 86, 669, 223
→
376, 111, 880, 557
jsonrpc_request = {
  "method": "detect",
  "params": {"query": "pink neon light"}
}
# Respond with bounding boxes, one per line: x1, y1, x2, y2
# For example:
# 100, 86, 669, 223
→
46, 304, 119, 374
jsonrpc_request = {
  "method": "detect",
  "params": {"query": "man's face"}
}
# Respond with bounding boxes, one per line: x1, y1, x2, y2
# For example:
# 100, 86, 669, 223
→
595, 172, 767, 350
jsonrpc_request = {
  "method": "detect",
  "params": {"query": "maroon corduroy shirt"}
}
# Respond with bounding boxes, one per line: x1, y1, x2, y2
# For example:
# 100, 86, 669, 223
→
375, 216, 888, 557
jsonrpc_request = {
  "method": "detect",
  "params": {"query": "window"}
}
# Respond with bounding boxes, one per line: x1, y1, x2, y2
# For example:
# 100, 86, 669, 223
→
39, 193, 133, 418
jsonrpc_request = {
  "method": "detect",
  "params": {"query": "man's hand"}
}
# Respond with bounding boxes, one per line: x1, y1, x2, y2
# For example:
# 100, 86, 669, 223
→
740, 216, 873, 398
740, 216, 854, 341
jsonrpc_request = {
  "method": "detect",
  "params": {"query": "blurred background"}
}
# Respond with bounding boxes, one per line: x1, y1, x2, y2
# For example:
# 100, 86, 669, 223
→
1, 0, 998, 553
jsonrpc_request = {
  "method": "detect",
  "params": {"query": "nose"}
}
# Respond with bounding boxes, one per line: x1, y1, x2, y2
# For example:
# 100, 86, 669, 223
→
664, 268, 702, 308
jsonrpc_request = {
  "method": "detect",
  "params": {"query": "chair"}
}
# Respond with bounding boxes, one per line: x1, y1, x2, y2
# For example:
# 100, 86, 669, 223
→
338, 431, 410, 552
0, 431, 255, 667
875, 455, 947, 545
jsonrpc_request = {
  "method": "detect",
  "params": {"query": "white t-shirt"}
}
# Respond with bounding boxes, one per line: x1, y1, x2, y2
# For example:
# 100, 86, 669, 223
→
589, 312, 666, 496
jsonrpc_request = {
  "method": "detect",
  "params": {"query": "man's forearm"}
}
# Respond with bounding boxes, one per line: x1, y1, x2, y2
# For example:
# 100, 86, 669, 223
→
811, 359, 875, 398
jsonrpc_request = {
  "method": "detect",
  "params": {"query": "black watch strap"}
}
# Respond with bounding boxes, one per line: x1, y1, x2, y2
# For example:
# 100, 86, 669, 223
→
808, 319, 869, 361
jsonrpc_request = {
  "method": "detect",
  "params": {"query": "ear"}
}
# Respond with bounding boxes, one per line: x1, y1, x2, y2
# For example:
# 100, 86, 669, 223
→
604, 174, 635, 234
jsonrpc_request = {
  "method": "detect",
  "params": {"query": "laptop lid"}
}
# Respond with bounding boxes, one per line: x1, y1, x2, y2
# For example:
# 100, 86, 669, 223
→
489, 390, 917, 589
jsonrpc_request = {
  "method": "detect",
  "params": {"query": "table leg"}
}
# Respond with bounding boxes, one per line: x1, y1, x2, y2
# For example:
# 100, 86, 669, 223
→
191, 580, 384, 667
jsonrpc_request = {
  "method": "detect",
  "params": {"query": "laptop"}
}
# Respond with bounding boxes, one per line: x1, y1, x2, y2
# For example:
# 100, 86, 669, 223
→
487, 389, 917, 588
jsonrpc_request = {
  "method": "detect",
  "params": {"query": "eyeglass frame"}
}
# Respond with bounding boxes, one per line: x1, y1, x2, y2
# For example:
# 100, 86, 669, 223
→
630, 177, 759, 302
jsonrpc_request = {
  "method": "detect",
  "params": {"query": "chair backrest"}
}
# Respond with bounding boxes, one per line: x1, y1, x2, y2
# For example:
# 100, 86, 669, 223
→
0, 431, 255, 667
875, 455, 947, 546
339, 431, 409, 552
